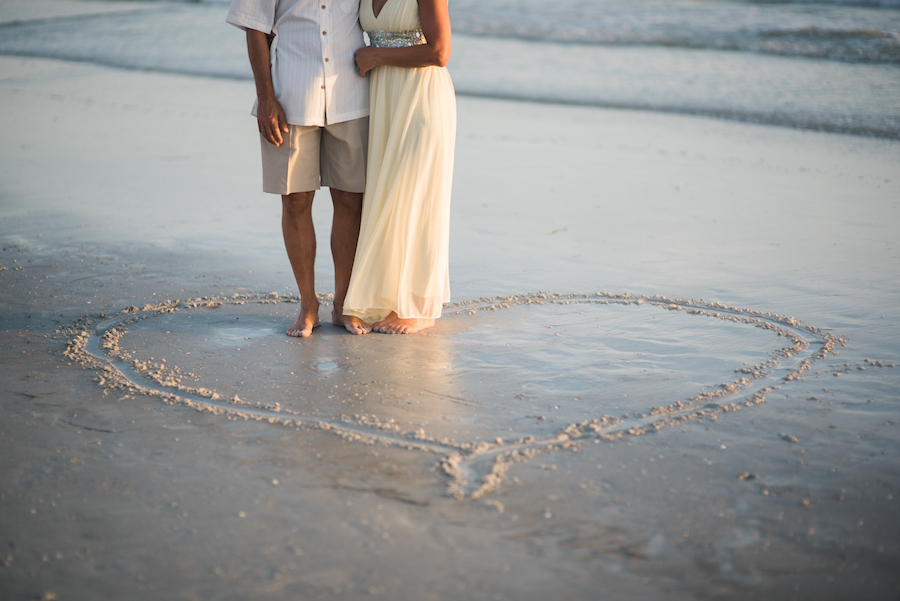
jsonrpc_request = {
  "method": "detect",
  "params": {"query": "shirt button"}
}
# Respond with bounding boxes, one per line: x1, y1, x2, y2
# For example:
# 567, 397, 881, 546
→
321, 4, 326, 8
321, 85, 326, 89
325, 58, 329, 62
322, 31, 327, 35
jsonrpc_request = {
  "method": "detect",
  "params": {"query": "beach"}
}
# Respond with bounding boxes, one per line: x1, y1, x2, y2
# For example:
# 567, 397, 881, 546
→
2, 1, 900, 599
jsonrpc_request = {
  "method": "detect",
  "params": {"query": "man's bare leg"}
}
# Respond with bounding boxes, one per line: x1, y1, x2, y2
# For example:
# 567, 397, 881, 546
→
373, 312, 435, 335
282, 192, 321, 337
329, 188, 370, 335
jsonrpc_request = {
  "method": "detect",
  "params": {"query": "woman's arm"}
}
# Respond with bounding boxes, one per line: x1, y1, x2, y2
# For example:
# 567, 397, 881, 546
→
247, 28, 289, 146
355, 0, 451, 76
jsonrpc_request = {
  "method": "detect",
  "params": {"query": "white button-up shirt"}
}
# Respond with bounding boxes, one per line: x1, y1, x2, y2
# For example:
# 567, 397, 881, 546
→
227, 0, 369, 126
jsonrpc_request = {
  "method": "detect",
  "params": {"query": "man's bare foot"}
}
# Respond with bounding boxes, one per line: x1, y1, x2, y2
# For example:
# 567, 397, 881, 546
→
287, 306, 320, 338
372, 312, 435, 335
332, 309, 371, 335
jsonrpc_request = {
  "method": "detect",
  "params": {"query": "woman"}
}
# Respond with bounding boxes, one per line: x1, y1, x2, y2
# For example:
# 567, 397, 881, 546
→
342, 0, 456, 335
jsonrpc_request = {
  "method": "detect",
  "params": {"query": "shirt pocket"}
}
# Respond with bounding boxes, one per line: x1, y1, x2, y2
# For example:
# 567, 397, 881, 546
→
341, 0, 360, 13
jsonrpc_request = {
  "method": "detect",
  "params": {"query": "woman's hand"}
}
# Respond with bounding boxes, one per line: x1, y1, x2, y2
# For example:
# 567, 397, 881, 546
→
355, 46, 382, 77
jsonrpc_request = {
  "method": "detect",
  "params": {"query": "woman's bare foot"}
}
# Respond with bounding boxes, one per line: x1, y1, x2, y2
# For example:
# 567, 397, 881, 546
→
332, 309, 371, 335
372, 312, 435, 334
287, 305, 320, 338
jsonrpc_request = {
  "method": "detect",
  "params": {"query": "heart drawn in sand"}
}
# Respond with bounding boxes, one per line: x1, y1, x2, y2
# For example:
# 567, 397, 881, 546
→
64, 292, 841, 498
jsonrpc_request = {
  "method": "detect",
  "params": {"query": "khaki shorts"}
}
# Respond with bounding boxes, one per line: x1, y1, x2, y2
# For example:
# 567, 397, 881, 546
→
260, 117, 368, 195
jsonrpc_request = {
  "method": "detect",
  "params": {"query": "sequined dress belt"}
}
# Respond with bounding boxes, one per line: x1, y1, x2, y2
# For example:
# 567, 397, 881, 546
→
367, 28, 426, 48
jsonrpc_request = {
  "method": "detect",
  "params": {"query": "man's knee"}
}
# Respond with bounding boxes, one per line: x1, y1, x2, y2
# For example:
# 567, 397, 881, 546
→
330, 189, 363, 215
282, 191, 315, 214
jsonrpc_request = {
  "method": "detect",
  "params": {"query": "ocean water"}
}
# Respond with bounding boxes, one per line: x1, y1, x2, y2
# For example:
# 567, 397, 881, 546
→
452, 0, 900, 64
0, 0, 898, 136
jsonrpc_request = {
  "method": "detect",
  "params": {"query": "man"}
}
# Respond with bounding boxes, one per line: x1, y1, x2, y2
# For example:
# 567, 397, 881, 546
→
227, 0, 371, 336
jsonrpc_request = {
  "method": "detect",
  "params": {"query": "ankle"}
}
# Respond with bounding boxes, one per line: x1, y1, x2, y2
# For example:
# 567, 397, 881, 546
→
299, 301, 320, 315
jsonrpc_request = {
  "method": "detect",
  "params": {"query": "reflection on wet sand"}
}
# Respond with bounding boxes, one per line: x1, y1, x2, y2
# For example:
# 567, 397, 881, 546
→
339, 324, 468, 442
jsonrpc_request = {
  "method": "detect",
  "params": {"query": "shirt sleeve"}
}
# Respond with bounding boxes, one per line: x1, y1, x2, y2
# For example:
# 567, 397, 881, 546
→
226, 0, 277, 34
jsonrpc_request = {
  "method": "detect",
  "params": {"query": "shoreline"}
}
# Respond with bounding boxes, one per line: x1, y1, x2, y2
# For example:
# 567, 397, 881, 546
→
1, 0, 898, 138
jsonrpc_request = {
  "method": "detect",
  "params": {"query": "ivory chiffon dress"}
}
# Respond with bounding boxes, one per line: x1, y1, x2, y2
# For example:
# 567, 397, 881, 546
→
342, 0, 457, 324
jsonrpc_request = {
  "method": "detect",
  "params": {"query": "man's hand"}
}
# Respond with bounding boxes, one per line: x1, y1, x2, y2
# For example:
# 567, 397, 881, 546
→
246, 28, 288, 146
257, 96, 289, 147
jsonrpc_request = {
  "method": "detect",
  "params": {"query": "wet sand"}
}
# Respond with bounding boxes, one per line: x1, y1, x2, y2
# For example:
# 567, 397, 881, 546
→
1, 46, 899, 601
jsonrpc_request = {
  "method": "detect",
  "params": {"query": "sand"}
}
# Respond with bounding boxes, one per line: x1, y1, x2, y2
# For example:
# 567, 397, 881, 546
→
1, 35, 899, 601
